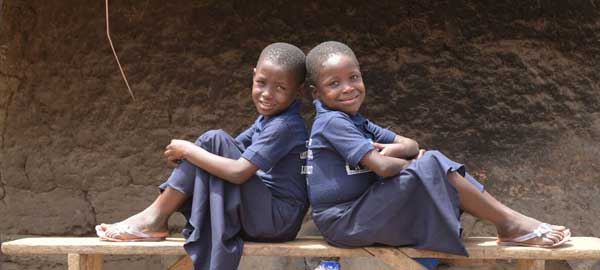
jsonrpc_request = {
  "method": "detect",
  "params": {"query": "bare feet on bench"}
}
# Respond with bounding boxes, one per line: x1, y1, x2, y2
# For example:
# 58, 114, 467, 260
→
496, 213, 570, 247
447, 172, 569, 248
96, 187, 187, 241
96, 206, 169, 241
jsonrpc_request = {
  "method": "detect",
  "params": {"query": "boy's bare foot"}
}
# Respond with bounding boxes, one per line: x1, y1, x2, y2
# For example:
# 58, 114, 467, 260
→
496, 213, 570, 247
97, 206, 169, 241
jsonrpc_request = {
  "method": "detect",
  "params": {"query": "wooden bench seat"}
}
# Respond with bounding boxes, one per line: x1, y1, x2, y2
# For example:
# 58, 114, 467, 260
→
3, 237, 600, 270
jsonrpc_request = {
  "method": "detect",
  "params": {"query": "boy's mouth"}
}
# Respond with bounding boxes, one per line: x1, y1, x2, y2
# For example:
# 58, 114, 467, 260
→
258, 101, 276, 110
338, 94, 360, 104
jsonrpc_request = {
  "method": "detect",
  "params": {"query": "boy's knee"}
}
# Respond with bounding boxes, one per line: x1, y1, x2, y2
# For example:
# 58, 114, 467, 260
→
423, 150, 444, 160
195, 129, 229, 145
418, 150, 435, 160
425, 150, 441, 156
417, 150, 442, 166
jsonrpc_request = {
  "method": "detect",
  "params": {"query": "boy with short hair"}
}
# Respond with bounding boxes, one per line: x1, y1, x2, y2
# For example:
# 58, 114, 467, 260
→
97, 42, 310, 270
305, 41, 569, 260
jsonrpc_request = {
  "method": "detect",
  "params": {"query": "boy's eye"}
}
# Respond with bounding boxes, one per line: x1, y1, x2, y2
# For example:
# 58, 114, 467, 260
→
276, 85, 286, 91
255, 80, 265, 85
350, 75, 359, 80
328, 81, 339, 88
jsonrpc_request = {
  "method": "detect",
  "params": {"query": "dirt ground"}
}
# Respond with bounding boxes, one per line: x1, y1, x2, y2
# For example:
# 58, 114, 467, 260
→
1, 1, 599, 269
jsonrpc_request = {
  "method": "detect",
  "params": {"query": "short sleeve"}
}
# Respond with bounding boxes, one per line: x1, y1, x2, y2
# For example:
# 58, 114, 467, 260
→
235, 124, 257, 148
323, 116, 374, 167
365, 120, 396, 144
241, 120, 295, 171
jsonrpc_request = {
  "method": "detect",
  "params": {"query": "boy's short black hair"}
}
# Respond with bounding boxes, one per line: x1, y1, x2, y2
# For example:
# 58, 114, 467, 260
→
305, 41, 359, 86
258, 42, 306, 84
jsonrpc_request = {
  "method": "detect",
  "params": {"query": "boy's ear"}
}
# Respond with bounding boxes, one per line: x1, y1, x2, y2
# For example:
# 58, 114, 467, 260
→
309, 85, 318, 99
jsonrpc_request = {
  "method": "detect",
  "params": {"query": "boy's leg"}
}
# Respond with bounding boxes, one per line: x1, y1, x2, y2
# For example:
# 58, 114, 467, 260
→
314, 150, 568, 256
98, 130, 235, 240
98, 187, 185, 240
179, 129, 255, 270
411, 150, 567, 246
447, 172, 568, 246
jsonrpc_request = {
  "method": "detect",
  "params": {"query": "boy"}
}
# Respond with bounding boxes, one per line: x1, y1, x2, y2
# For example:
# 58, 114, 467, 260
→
97, 42, 309, 270
304, 41, 569, 260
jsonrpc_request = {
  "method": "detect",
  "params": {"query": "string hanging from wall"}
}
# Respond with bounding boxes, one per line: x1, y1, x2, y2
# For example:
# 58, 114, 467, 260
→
105, 0, 136, 101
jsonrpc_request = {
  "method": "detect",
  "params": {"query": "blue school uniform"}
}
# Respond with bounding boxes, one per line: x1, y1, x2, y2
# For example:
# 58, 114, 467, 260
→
307, 100, 484, 256
160, 101, 309, 270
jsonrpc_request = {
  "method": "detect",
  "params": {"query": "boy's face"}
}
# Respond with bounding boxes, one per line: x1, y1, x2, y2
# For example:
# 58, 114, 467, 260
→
252, 60, 299, 117
313, 54, 365, 115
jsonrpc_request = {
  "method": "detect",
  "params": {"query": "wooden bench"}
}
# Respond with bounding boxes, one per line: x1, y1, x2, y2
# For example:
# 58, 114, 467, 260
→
2, 237, 600, 270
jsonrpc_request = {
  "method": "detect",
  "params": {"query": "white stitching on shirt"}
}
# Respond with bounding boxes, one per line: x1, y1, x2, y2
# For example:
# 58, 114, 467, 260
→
345, 163, 371, 175
300, 150, 313, 160
301, 166, 313, 175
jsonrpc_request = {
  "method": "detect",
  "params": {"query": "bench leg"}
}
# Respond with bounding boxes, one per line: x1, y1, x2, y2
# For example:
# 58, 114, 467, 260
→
68, 254, 103, 270
516, 259, 544, 270
364, 247, 428, 270
168, 256, 193, 270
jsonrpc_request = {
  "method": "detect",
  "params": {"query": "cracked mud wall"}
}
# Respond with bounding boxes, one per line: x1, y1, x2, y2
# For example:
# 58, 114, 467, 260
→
1, 0, 599, 269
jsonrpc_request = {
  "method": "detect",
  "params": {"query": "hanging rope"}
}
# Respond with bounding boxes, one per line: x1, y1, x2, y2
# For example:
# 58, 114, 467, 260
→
105, 0, 136, 101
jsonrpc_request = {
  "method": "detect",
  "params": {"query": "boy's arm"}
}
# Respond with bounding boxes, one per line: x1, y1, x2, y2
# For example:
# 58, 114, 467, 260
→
359, 149, 412, 177
365, 121, 418, 159
372, 135, 419, 159
165, 140, 258, 185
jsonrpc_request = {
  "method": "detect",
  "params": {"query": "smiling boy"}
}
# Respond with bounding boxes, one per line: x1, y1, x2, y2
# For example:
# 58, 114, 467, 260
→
97, 42, 310, 270
305, 41, 569, 261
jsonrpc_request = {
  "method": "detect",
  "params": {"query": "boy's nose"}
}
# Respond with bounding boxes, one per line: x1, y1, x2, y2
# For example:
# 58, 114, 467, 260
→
260, 88, 274, 98
341, 83, 355, 93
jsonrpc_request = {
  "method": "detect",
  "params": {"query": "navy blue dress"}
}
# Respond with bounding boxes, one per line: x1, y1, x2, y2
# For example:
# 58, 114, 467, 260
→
307, 100, 484, 256
160, 101, 309, 270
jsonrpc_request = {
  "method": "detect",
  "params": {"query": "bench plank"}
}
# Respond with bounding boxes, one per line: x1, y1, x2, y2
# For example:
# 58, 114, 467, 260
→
400, 237, 600, 260
3, 236, 600, 260
2, 237, 188, 256
364, 247, 428, 270
0, 237, 369, 257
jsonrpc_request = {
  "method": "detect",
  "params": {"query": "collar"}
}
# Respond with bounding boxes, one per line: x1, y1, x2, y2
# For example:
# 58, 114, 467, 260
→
313, 99, 367, 127
314, 99, 330, 115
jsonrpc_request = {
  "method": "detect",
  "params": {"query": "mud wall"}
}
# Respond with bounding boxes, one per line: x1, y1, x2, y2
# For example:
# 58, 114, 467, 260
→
1, 0, 599, 269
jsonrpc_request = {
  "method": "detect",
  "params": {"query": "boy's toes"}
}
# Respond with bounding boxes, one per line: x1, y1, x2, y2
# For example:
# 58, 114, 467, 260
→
98, 223, 110, 231
549, 224, 567, 232
547, 224, 570, 239
96, 223, 124, 239
104, 227, 125, 239
545, 231, 564, 244
106, 230, 121, 239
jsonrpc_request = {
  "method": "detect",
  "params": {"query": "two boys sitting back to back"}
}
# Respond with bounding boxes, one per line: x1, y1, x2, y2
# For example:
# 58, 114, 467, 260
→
98, 41, 569, 270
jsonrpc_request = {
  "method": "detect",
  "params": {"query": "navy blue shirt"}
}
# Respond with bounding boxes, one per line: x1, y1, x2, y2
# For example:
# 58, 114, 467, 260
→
236, 101, 309, 205
307, 100, 397, 209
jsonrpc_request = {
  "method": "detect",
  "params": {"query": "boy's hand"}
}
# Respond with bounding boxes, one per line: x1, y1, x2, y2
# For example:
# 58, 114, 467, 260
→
371, 142, 407, 158
164, 139, 196, 166
416, 149, 426, 159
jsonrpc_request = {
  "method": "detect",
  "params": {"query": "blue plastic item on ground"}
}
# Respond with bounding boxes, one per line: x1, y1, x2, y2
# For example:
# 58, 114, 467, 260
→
317, 260, 341, 270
